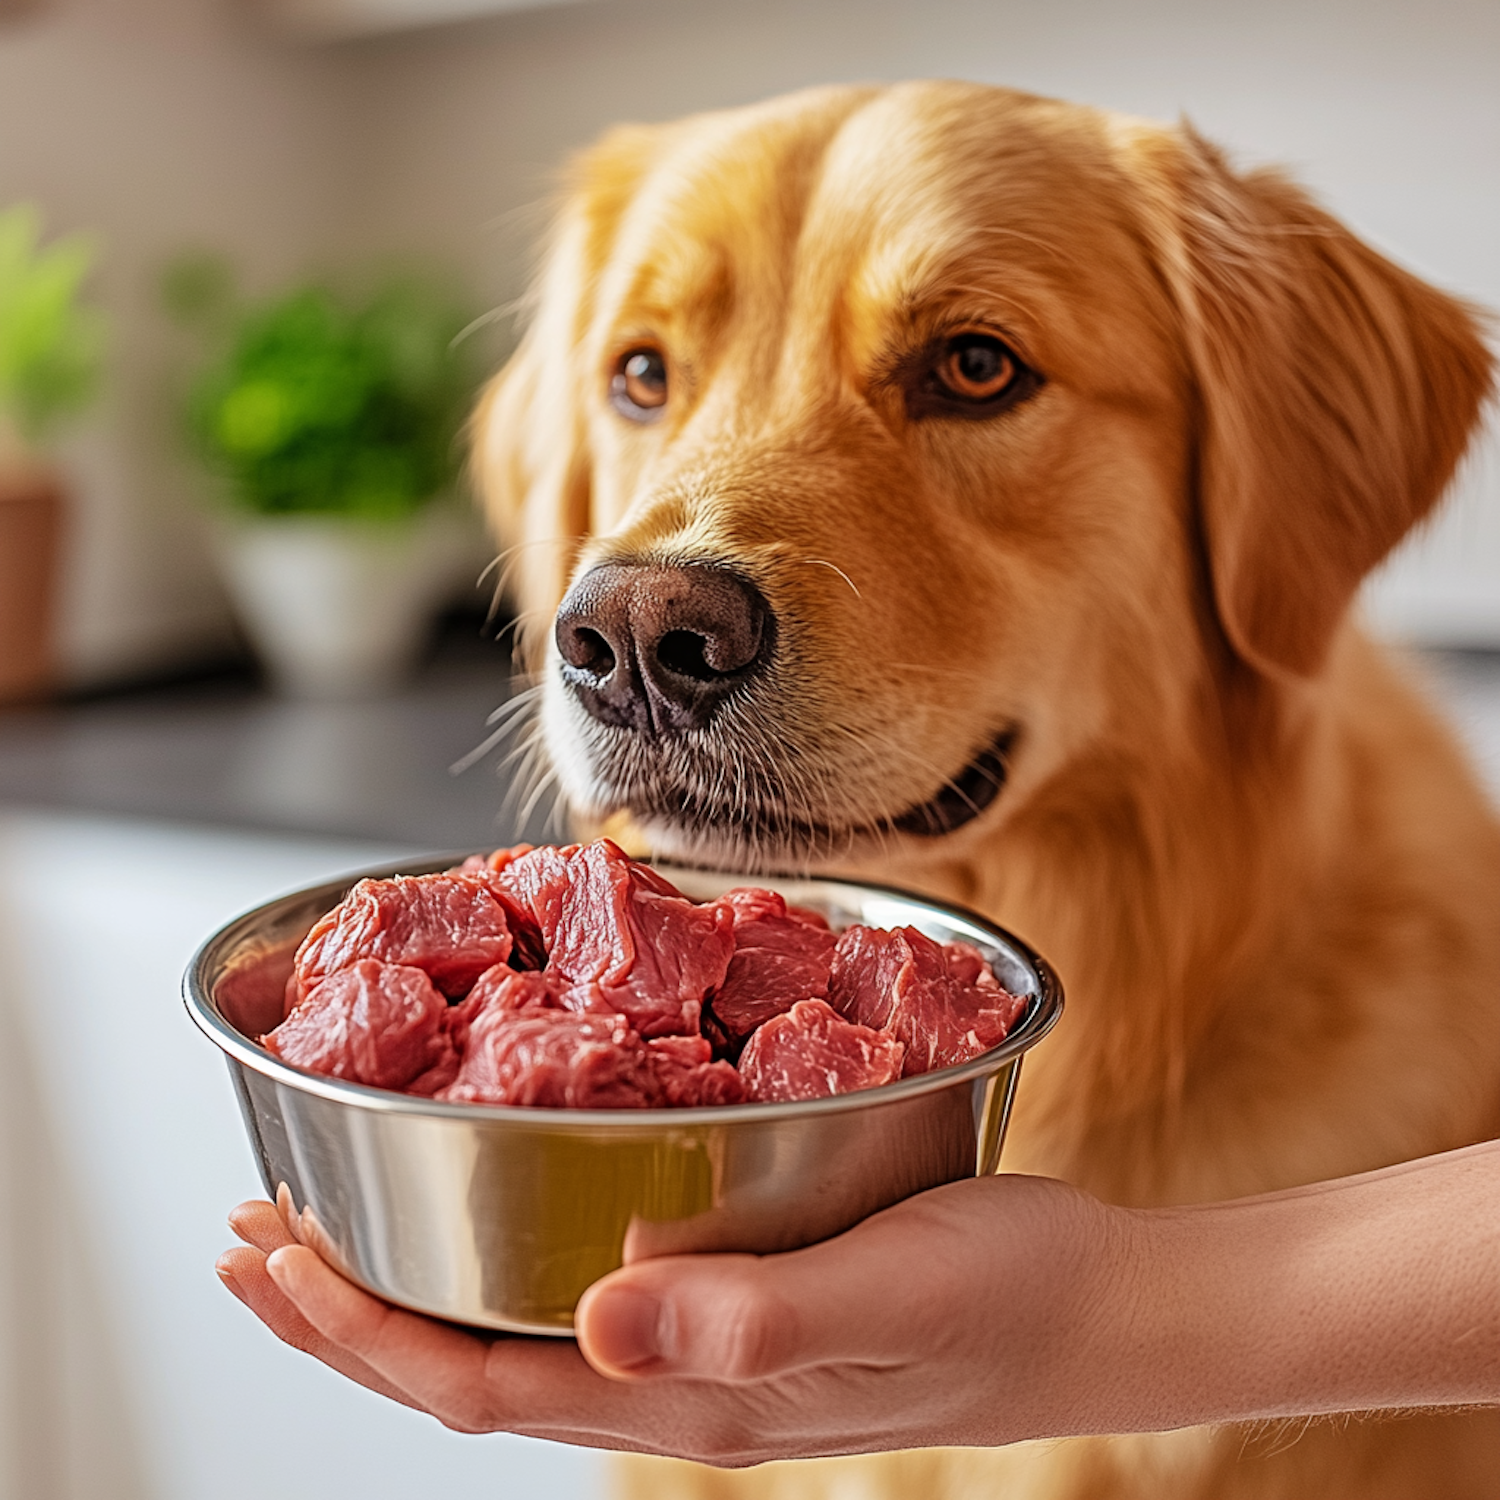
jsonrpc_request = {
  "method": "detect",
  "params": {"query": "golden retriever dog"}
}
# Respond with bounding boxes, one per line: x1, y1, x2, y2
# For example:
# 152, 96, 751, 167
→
474, 80, 1500, 1500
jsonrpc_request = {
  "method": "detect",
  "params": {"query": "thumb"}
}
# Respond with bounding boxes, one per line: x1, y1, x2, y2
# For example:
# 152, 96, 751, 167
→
574, 1207, 940, 1382
576, 1252, 802, 1381
574, 1174, 1089, 1383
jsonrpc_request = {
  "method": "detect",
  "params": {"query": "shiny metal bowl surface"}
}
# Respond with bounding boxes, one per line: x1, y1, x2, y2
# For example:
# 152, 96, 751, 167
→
185, 859, 1063, 1334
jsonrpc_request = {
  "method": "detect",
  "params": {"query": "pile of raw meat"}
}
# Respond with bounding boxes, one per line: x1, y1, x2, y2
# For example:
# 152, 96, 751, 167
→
260, 839, 1026, 1108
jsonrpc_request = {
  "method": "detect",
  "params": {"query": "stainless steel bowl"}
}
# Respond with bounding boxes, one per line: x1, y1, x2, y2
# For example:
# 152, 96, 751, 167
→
185, 859, 1062, 1335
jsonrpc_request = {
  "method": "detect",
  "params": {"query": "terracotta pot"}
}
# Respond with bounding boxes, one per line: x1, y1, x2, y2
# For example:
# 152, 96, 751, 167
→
0, 466, 64, 704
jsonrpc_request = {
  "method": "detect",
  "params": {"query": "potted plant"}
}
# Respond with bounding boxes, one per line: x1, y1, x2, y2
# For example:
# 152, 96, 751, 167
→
0, 204, 104, 703
168, 260, 487, 698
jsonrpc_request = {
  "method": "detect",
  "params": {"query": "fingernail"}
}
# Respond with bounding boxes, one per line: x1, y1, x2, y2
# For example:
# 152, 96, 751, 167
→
591, 1287, 668, 1372
216, 1264, 247, 1305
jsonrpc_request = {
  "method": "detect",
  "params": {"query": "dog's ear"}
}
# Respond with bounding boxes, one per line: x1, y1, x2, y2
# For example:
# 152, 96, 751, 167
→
472, 125, 665, 669
1146, 127, 1493, 679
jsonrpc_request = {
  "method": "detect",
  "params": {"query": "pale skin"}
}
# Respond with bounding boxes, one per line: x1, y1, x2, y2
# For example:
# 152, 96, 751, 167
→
217, 1139, 1500, 1466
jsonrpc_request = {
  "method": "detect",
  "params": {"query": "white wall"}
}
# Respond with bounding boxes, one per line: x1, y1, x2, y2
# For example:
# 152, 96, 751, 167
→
340, 0, 1500, 645
3, 0, 1497, 685
0, 0, 363, 685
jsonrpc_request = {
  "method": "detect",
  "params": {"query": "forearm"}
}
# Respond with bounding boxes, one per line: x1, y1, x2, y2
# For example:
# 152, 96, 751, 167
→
1075, 1138, 1500, 1435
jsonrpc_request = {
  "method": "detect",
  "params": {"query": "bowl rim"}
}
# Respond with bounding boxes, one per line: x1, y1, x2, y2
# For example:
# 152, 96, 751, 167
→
184, 854, 1064, 1127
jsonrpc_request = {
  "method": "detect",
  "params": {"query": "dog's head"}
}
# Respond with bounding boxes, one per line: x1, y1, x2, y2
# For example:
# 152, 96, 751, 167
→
475, 81, 1491, 876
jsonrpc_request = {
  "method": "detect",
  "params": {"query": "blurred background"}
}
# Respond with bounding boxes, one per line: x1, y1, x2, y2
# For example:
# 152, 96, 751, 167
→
0, 1, 1496, 1498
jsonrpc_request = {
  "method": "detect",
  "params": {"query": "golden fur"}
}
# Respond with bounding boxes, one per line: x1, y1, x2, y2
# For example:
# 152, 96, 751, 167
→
475, 80, 1500, 1500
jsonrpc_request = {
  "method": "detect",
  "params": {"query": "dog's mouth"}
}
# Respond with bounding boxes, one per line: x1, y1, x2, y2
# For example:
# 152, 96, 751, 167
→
543, 559, 1019, 863
889, 730, 1014, 837
567, 719, 1017, 866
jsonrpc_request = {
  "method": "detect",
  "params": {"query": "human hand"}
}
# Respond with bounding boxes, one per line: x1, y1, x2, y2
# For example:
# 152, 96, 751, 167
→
216, 1174, 1138, 1465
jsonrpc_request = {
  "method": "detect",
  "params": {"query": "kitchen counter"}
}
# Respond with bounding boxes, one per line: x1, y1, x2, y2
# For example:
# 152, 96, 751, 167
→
0, 621, 552, 851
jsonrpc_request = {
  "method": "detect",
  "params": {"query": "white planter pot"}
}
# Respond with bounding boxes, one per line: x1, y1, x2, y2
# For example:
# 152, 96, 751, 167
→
214, 504, 484, 698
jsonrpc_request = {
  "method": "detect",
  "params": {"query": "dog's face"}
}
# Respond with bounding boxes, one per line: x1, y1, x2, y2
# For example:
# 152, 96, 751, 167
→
477, 82, 1489, 877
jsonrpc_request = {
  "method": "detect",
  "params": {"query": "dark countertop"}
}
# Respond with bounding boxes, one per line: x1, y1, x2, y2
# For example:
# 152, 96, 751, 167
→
0, 620, 555, 850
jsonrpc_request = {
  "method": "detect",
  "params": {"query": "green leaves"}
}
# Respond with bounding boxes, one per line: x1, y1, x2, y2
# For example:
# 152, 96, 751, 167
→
175, 266, 483, 520
0, 204, 106, 446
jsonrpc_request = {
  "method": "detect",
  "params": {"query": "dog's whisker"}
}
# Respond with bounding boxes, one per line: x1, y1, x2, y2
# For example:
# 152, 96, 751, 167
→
451, 687, 545, 777
799, 557, 863, 599
884, 660, 993, 684
452, 712, 532, 776
489, 535, 582, 567
449, 305, 510, 350
496, 735, 545, 776
503, 732, 557, 829
517, 761, 563, 829
485, 685, 544, 728
495, 719, 550, 810
500, 721, 553, 783
474, 539, 581, 623
545, 781, 573, 840
450, 731, 510, 778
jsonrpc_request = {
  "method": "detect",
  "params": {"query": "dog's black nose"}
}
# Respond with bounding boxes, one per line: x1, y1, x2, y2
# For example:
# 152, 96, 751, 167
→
555, 562, 774, 735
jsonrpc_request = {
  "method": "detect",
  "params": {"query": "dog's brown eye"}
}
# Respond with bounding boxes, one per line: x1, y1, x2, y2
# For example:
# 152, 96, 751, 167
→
611, 347, 668, 420
902, 329, 1039, 421
936, 333, 1018, 402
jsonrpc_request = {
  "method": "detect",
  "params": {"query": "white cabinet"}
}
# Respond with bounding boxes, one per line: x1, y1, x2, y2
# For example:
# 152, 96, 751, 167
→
0, 812, 605, 1500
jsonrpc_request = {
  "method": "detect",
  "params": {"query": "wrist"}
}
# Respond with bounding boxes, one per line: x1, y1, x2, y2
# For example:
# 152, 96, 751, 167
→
1094, 1148, 1500, 1432
1036, 1192, 1302, 1437
978, 1182, 1171, 1441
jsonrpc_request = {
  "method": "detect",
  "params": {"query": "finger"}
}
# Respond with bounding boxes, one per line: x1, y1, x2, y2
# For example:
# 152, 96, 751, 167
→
262, 1246, 709, 1445
266, 1246, 506, 1431
228, 1200, 297, 1254
216, 1258, 250, 1306
219, 1246, 424, 1411
262, 1247, 864, 1461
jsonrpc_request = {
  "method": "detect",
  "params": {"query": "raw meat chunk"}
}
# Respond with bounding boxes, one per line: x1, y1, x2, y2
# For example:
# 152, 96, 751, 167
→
465, 843, 536, 877
484, 843, 576, 940
406, 1050, 463, 1098
445, 966, 560, 1051
440, 1006, 665, 1109
263, 959, 456, 1092
598, 862, 734, 1035
827, 926, 1026, 1075
290, 873, 518, 1003
706, 887, 837, 1048
496, 840, 734, 1038
647, 1033, 747, 1106
453, 850, 547, 966
738, 998, 905, 1103
461, 964, 558, 1013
